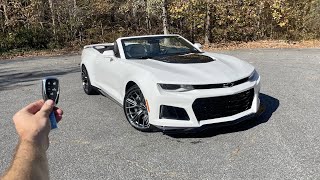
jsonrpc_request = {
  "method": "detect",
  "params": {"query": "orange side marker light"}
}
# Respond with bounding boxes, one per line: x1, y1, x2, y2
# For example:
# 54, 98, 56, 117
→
145, 100, 150, 112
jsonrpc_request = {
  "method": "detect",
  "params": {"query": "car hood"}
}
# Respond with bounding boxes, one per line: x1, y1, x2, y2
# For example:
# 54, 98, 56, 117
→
127, 52, 254, 84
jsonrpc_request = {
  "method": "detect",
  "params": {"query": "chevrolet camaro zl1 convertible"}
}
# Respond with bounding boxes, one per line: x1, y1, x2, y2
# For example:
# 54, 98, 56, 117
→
80, 34, 261, 132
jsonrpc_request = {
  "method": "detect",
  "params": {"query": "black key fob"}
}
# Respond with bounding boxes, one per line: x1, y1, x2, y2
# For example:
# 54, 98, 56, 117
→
42, 77, 60, 104
42, 77, 60, 129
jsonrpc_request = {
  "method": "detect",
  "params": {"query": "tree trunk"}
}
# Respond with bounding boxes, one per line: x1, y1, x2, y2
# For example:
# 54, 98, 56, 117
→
73, 0, 78, 40
130, 1, 137, 28
162, 0, 169, 34
48, 0, 56, 37
73, 0, 77, 18
256, 1, 263, 39
205, 1, 211, 44
2, 0, 9, 26
191, 20, 195, 43
145, 0, 151, 31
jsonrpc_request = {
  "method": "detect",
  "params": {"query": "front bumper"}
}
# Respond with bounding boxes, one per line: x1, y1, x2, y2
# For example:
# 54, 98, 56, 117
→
147, 76, 261, 128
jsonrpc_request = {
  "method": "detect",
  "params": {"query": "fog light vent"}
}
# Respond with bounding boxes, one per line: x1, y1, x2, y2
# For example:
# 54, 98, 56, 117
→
160, 105, 189, 120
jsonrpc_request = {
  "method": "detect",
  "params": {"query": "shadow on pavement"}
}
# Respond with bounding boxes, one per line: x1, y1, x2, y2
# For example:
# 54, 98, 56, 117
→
0, 66, 79, 91
165, 93, 279, 138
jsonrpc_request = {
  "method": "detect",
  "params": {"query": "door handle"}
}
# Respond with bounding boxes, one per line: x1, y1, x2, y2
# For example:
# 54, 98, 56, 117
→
104, 57, 114, 62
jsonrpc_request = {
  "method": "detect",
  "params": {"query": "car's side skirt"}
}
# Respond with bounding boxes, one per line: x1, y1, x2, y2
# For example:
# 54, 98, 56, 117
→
97, 88, 123, 107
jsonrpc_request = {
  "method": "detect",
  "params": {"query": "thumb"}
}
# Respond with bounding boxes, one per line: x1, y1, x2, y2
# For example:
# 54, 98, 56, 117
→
39, 99, 55, 117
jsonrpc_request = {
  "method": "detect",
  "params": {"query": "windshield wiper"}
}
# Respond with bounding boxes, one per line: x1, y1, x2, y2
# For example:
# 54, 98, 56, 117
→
135, 56, 153, 59
176, 52, 195, 56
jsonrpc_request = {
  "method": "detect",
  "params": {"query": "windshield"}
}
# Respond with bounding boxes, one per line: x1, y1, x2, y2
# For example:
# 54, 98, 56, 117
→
121, 36, 201, 59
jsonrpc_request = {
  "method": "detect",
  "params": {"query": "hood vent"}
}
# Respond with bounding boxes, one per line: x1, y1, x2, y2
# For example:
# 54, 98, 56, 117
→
152, 53, 215, 64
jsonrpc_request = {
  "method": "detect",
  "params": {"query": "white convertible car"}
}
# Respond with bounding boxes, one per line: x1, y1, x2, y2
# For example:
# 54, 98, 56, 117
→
80, 34, 261, 132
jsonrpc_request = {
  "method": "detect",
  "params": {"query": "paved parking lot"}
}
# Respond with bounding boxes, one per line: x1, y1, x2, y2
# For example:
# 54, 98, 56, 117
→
1, 49, 320, 179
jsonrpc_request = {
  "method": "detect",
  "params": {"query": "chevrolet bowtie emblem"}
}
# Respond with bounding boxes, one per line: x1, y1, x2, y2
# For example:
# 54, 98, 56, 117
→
222, 82, 234, 88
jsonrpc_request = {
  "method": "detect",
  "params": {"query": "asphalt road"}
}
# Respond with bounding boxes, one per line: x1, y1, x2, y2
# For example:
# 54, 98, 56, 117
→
0, 49, 320, 180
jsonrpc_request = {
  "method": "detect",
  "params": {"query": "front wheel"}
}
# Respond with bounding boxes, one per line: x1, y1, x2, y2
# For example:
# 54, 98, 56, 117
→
123, 85, 154, 132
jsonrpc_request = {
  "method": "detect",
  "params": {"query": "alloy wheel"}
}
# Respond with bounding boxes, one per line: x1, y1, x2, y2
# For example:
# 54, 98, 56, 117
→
81, 69, 89, 92
124, 88, 150, 129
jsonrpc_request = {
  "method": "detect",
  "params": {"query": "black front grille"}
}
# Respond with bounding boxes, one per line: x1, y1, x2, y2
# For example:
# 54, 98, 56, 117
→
192, 89, 254, 121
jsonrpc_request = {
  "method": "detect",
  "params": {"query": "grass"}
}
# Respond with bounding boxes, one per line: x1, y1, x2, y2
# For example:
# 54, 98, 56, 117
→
0, 47, 80, 60
204, 40, 320, 51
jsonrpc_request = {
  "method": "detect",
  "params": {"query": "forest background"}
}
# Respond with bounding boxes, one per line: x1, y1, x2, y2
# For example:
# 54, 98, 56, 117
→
0, 0, 319, 55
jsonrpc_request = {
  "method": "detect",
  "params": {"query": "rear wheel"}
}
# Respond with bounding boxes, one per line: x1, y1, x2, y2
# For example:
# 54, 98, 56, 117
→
123, 85, 154, 132
81, 66, 98, 95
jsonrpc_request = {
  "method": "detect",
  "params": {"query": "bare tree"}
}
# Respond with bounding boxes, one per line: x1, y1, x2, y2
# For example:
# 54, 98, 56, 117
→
70, 0, 78, 39
48, 0, 56, 36
73, 0, 77, 18
162, 0, 169, 34
1, 0, 9, 26
205, 1, 211, 44
144, 0, 151, 31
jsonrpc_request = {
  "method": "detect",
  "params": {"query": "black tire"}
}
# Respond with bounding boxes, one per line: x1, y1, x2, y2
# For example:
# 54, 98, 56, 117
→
123, 85, 155, 132
81, 66, 99, 95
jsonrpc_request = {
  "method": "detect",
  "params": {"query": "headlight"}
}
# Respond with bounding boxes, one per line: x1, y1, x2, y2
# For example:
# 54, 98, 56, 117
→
158, 84, 194, 92
249, 70, 258, 81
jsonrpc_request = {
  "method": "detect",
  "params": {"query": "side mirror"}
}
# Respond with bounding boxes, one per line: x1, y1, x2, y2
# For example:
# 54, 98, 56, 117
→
194, 43, 202, 49
103, 50, 115, 56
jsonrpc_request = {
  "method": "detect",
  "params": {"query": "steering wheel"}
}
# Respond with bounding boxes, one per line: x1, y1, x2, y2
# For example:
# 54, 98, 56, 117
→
160, 48, 168, 55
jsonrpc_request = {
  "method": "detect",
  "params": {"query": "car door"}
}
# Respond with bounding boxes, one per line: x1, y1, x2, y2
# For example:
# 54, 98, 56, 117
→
95, 54, 123, 102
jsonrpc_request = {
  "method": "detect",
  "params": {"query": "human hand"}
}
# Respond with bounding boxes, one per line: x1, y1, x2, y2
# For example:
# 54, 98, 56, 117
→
13, 99, 63, 150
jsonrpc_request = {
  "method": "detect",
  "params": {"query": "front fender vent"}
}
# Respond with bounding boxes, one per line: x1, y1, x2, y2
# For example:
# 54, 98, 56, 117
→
160, 105, 189, 121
